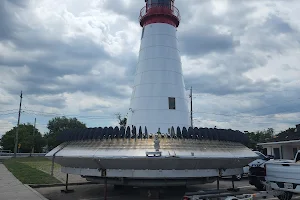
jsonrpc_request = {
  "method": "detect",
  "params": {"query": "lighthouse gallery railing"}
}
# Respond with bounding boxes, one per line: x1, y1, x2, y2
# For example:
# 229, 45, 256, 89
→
139, 3, 181, 22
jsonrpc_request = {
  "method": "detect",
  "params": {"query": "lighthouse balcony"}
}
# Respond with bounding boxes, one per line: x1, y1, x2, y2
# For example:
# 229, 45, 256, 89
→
139, 3, 180, 27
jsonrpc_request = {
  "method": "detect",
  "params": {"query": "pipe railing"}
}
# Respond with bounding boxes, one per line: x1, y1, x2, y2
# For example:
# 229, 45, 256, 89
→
139, 3, 181, 22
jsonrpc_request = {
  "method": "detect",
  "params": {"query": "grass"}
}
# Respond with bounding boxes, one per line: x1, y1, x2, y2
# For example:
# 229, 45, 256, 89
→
19, 157, 61, 174
3, 157, 61, 184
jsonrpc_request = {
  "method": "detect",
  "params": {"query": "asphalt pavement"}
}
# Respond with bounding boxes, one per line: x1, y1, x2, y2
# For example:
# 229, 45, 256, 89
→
0, 163, 48, 200
34, 178, 300, 200
1, 160, 298, 200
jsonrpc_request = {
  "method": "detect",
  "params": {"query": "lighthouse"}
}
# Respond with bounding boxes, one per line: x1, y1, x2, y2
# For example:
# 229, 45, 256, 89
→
45, 0, 258, 188
127, 0, 190, 134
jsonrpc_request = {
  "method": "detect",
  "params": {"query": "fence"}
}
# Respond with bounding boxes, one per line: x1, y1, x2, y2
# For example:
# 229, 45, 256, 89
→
0, 152, 46, 157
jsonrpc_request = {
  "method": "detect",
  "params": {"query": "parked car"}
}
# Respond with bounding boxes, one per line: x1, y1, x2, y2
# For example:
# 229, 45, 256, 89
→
233, 151, 273, 181
248, 151, 274, 189
184, 152, 300, 200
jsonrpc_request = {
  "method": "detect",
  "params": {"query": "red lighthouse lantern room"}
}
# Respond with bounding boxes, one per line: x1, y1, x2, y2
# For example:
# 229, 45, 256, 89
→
140, 0, 180, 28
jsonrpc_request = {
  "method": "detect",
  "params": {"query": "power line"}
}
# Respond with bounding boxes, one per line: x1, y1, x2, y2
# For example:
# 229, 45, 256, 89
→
0, 105, 297, 121
22, 111, 116, 123
0, 112, 18, 116
187, 86, 300, 95
238, 98, 300, 115
21, 105, 300, 120
193, 117, 299, 125
190, 88, 300, 101
192, 98, 300, 118
0, 109, 18, 113
23, 109, 114, 119
192, 111, 300, 118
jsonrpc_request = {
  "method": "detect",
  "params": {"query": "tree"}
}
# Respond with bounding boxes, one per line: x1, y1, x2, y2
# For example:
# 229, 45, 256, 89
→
0, 123, 45, 153
115, 113, 127, 128
272, 127, 297, 141
246, 128, 274, 150
44, 116, 86, 151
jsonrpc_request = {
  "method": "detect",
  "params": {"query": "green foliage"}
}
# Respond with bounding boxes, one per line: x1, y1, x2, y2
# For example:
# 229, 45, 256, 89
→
115, 113, 127, 128
246, 128, 274, 150
44, 116, 86, 150
0, 123, 45, 153
272, 127, 298, 141
278, 128, 296, 135
3, 158, 61, 184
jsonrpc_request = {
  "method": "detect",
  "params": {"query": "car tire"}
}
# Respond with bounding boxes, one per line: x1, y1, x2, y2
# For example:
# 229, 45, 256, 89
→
254, 182, 266, 191
277, 191, 293, 200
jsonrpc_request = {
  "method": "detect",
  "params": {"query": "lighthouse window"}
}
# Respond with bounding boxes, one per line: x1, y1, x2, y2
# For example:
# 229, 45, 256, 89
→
168, 97, 176, 110
149, 0, 171, 7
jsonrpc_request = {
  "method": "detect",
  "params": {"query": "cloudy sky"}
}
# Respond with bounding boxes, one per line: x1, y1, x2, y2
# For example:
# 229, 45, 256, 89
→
0, 0, 300, 137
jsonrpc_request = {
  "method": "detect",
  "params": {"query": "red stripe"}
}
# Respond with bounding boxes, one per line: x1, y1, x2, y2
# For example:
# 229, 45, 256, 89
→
139, 6, 180, 27
142, 16, 178, 27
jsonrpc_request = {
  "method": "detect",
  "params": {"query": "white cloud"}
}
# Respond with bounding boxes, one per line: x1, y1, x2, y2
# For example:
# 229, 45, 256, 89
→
0, 0, 299, 138
0, 117, 17, 137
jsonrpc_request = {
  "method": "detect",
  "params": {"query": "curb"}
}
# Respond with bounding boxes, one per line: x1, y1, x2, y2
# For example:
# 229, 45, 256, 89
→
24, 184, 49, 200
29, 182, 99, 188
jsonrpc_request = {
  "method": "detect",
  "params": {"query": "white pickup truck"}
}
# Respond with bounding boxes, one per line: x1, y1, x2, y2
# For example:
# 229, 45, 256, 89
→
264, 150, 300, 200
183, 151, 300, 200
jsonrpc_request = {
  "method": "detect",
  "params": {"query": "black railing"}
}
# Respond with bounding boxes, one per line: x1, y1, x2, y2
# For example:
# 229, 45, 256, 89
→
139, 3, 181, 22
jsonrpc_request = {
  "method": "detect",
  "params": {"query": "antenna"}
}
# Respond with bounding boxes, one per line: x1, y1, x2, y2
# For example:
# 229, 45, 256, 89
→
190, 86, 193, 127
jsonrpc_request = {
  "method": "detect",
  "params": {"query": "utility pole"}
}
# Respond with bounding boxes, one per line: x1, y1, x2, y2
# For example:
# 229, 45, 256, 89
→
31, 118, 36, 155
189, 86, 193, 128
14, 91, 23, 158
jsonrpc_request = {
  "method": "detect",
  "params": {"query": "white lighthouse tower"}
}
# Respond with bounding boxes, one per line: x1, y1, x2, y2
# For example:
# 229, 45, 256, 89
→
127, 0, 190, 134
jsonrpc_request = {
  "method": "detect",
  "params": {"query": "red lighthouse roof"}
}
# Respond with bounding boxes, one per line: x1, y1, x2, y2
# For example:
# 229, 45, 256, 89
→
139, 0, 180, 27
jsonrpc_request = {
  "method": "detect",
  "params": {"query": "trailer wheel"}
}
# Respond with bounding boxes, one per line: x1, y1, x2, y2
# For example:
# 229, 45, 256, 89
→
233, 174, 242, 181
277, 191, 293, 200
254, 182, 266, 191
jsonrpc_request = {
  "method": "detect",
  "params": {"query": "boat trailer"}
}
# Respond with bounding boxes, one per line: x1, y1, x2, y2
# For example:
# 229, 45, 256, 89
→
183, 181, 285, 200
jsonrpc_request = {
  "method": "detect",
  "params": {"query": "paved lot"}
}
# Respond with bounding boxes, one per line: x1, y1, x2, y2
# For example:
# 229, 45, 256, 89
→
35, 178, 300, 200
0, 163, 48, 200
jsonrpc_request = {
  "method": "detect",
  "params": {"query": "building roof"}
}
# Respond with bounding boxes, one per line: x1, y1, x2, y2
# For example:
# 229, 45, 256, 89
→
265, 128, 300, 143
258, 139, 300, 146
258, 124, 300, 146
